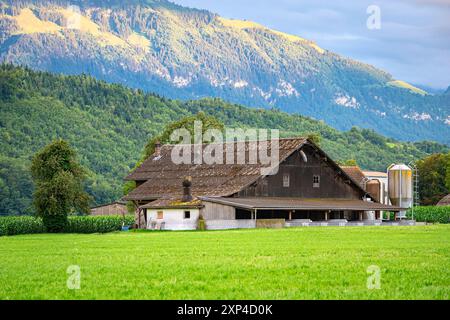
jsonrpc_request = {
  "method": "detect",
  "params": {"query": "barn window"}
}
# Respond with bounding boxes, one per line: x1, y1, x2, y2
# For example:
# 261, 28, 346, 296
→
283, 174, 290, 187
313, 175, 320, 188
157, 211, 163, 219
184, 211, 191, 219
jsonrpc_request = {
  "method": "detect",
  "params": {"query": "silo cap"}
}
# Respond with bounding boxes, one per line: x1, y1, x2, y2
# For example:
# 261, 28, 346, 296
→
388, 164, 412, 171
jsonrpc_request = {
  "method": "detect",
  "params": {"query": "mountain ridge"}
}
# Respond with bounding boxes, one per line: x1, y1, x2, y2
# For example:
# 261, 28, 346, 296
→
0, 0, 449, 144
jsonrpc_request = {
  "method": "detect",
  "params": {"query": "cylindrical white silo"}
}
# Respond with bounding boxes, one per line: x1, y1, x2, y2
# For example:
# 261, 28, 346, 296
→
388, 164, 413, 219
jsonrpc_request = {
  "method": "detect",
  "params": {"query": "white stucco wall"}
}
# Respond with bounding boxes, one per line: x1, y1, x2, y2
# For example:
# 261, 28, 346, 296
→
146, 208, 200, 231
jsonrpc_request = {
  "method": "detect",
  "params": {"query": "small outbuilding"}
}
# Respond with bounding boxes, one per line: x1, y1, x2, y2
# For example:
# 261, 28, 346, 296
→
141, 177, 204, 230
437, 194, 450, 206
90, 201, 128, 217
141, 198, 203, 230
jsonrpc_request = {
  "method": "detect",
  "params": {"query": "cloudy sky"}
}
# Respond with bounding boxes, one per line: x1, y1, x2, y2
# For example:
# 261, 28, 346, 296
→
174, 0, 450, 90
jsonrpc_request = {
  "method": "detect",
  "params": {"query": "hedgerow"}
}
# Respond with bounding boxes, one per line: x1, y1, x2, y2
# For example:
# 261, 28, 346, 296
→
0, 216, 46, 236
64, 215, 135, 234
0, 215, 135, 236
407, 206, 450, 224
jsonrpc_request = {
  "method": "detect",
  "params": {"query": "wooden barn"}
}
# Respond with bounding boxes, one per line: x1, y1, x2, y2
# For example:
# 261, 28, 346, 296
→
124, 138, 404, 230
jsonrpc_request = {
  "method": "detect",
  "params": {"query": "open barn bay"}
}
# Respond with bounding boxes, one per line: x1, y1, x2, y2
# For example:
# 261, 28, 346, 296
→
0, 226, 448, 300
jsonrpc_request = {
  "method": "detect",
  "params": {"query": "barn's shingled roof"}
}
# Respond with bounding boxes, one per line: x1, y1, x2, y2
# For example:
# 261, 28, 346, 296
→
124, 138, 371, 202
341, 166, 367, 189
124, 138, 308, 201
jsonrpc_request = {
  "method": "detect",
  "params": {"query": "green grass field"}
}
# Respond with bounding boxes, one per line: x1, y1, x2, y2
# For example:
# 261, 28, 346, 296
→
0, 226, 449, 300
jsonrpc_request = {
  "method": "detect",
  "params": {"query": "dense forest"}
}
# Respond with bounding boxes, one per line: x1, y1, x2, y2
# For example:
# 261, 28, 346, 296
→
416, 153, 450, 205
0, 65, 448, 214
1, 0, 449, 144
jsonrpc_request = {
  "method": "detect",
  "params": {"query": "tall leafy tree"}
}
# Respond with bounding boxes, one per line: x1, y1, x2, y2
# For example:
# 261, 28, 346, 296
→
141, 112, 225, 160
306, 133, 322, 146
338, 159, 359, 166
31, 139, 91, 232
416, 153, 450, 205
123, 112, 225, 201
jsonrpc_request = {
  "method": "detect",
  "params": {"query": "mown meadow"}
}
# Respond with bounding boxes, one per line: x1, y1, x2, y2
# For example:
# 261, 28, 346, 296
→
0, 225, 448, 300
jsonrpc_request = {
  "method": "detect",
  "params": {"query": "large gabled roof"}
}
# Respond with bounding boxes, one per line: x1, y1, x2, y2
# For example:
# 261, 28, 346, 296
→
124, 138, 307, 201
123, 138, 371, 202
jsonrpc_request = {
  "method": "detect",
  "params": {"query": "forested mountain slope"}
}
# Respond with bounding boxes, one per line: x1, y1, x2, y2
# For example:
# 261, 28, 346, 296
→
0, 65, 447, 214
0, 0, 449, 144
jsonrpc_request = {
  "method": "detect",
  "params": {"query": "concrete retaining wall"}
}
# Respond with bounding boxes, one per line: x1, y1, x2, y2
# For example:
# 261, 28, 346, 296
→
205, 220, 256, 230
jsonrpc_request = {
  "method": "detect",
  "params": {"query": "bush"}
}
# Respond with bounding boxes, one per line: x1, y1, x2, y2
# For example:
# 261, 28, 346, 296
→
43, 214, 69, 233
407, 206, 450, 224
0, 216, 46, 236
0, 215, 135, 236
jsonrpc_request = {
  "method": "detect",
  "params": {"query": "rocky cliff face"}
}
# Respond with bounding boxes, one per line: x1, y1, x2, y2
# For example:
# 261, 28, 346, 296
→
0, 0, 449, 143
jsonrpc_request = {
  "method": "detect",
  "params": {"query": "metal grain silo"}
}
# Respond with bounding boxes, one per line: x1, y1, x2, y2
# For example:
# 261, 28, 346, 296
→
388, 164, 413, 218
